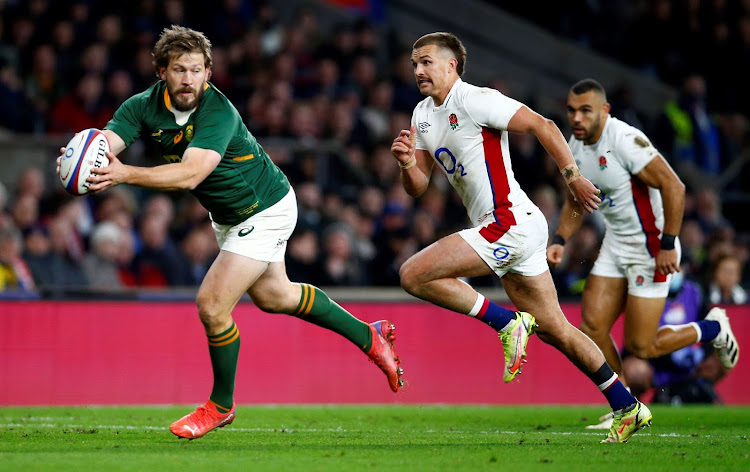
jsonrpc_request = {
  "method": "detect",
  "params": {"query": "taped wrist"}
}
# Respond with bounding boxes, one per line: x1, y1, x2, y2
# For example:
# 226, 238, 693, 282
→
660, 233, 676, 250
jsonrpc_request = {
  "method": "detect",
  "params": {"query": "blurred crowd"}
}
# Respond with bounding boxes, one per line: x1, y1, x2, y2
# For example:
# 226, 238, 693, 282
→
0, 0, 748, 304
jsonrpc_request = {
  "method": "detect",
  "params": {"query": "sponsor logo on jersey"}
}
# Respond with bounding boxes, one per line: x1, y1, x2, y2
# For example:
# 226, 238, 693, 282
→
174, 130, 184, 144
418, 122, 431, 133
163, 155, 182, 163
634, 136, 651, 148
238, 226, 255, 237
186, 125, 194, 142
636, 275, 645, 286
151, 129, 163, 142
449, 113, 459, 130
599, 155, 608, 170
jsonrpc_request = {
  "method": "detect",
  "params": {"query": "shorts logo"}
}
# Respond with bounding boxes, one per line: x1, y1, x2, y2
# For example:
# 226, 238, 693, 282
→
418, 122, 431, 133
599, 156, 608, 170
275, 238, 286, 248
493, 247, 509, 260
449, 113, 459, 130
238, 226, 255, 237
635, 275, 645, 286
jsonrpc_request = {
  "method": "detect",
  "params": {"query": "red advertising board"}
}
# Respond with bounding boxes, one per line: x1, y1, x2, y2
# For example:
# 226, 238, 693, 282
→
1, 301, 747, 405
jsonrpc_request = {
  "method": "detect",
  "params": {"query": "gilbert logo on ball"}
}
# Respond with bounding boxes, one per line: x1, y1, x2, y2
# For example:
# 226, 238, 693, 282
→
60, 128, 110, 195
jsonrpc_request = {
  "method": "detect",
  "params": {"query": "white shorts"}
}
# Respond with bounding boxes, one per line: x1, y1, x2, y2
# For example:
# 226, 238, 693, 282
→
459, 208, 549, 278
212, 188, 297, 262
590, 233, 682, 298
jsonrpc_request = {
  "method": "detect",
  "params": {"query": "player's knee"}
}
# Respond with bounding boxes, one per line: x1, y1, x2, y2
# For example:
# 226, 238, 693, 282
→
579, 316, 606, 340
196, 293, 228, 330
622, 356, 653, 397
625, 340, 653, 359
398, 259, 422, 296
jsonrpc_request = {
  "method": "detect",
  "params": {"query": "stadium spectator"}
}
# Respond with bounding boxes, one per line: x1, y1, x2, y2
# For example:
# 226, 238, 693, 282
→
0, 224, 35, 291
708, 254, 748, 305
81, 221, 125, 289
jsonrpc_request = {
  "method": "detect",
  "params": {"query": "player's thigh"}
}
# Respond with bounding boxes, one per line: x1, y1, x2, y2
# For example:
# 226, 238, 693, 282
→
198, 249, 269, 315
400, 233, 492, 285
581, 275, 627, 335
501, 270, 569, 335
623, 294, 667, 347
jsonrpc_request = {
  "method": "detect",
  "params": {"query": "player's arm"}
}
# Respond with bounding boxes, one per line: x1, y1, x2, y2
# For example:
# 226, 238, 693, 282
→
102, 129, 127, 155
634, 154, 685, 275
88, 146, 221, 192
506, 105, 601, 213
391, 124, 434, 197
547, 189, 586, 267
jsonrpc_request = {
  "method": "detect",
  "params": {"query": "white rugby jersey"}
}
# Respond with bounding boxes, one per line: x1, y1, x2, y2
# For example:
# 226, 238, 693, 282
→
568, 115, 664, 254
412, 79, 535, 242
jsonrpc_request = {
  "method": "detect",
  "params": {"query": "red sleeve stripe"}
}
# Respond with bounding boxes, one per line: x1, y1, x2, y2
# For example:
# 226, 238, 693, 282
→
630, 177, 667, 282
479, 128, 516, 243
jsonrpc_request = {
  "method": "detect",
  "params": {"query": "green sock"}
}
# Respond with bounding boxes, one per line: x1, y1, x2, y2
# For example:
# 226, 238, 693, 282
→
293, 284, 373, 351
207, 322, 240, 413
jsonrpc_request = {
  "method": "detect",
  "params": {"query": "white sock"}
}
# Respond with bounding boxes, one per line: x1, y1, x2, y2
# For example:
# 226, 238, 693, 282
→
468, 294, 485, 317
689, 322, 702, 343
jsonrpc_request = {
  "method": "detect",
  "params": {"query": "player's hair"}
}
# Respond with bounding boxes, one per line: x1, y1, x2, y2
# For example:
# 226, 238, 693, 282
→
152, 25, 213, 77
413, 32, 467, 76
570, 78, 607, 99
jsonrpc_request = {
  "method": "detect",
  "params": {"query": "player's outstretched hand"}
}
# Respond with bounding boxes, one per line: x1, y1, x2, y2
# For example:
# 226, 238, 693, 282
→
547, 244, 564, 268
569, 176, 601, 213
87, 151, 126, 193
391, 125, 417, 166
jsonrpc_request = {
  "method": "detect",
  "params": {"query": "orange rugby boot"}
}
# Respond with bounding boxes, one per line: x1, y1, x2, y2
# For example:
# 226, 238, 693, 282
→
170, 400, 236, 439
367, 320, 404, 392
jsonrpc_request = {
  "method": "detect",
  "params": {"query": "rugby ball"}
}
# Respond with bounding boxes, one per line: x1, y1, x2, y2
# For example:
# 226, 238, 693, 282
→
60, 128, 110, 195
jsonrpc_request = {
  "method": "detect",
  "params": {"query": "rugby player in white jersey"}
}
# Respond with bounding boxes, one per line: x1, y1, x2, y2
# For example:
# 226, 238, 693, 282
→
391, 32, 649, 443
548, 78, 739, 428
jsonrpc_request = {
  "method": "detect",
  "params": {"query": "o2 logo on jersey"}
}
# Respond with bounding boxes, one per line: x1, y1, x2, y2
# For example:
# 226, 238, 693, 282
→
434, 147, 467, 177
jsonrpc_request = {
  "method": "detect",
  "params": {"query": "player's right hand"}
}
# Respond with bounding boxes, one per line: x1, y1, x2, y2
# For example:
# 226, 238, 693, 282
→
391, 125, 417, 165
56, 147, 64, 175
569, 176, 601, 213
547, 244, 564, 267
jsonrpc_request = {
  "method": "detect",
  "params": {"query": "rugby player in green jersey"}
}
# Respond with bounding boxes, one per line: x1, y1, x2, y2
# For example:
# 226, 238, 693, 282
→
57, 25, 403, 439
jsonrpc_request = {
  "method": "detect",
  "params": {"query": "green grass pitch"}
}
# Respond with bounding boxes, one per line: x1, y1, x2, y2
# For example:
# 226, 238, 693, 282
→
1, 405, 748, 471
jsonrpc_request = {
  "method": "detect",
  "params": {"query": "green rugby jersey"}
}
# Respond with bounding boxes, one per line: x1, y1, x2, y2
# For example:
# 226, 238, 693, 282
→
105, 81, 290, 225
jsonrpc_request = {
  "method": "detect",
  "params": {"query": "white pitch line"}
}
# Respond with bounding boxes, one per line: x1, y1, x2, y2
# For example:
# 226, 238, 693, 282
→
0, 422, 714, 438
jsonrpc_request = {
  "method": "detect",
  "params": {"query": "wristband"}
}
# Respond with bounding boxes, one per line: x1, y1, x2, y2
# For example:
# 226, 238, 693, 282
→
660, 233, 676, 250
400, 156, 417, 169
561, 164, 581, 184
552, 234, 566, 246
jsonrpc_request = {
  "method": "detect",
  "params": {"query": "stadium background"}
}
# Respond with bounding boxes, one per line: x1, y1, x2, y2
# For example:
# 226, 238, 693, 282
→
1, 0, 748, 405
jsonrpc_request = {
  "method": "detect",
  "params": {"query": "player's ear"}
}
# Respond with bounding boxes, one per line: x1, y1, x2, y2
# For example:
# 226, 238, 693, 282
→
158, 67, 166, 81
602, 102, 611, 114
449, 57, 458, 73
205, 66, 212, 81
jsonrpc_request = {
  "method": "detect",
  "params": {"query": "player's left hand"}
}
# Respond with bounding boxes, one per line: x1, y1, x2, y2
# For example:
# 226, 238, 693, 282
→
655, 248, 680, 276
87, 151, 127, 193
568, 176, 601, 213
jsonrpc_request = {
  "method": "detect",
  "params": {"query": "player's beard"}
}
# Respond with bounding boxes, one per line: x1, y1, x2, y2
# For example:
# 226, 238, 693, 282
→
578, 114, 603, 144
169, 83, 206, 112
